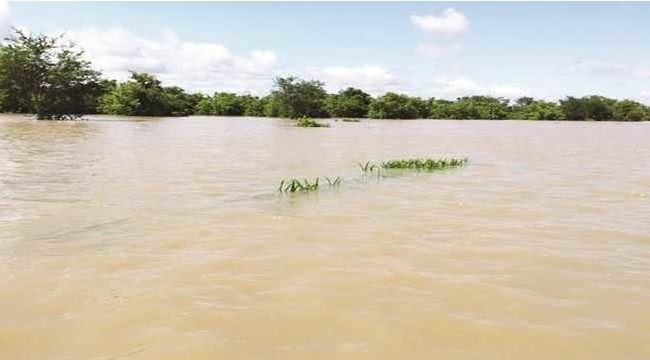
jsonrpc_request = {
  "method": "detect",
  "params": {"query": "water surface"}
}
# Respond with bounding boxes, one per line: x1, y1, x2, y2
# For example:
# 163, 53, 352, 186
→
1, 115, 649, 359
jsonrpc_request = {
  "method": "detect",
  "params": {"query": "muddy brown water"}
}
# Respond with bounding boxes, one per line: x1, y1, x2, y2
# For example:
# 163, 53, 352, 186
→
1, 115, 649, 359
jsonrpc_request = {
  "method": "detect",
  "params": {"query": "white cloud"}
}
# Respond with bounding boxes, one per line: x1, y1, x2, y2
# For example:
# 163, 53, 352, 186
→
427, 77, 525, 99
568, 59, 629, 76
410, 8, 469, 36
305, 65, 401, 94
415, 43, 462, 59
567, 60, 650, 81
641, 91, 650, 97
0, 0, 10, 37
632, 69, 650, 77
63, 25, 279, 94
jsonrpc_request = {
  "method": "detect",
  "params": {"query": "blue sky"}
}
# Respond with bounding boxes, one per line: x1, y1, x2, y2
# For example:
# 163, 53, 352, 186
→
2, 1, 650, 102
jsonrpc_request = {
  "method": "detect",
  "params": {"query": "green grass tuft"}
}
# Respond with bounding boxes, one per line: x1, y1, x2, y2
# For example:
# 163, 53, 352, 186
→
341, 118, 361, 122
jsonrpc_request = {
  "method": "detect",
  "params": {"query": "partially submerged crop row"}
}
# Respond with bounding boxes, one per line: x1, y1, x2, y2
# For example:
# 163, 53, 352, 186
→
278, 157, 467, 194
278, 177, 342, 193
380, 157, 468, 170
359, 157, 467, 172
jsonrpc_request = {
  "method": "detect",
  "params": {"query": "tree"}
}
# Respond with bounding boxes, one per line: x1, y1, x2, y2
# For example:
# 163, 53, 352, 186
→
86, 79, 117, 114
510, 98, 564, 120
100, 72, 196, 116
445, 96, 510, 120
428, 99, 455, 119
559, 96, 587, 120
195, 96, 214, 115
515, 97, 535, 107
0, 29, 101, 119
583, 95, 615, 121
194, 93, 265, 117
368, 92, 428, 119
240, 95, 266, 117
324, 87, 372, 118
262, 93, 288, 118
559, 95, 617, 121
212, 92, 244, 116
162, 86, 202, 116
268, 76, 328, 118
612, 100, 649, 121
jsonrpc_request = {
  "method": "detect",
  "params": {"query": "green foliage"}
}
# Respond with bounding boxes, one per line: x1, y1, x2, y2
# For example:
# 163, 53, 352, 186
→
583, 95, 615, 121
558, 95, 647, 121
324, 87, 372, 118
262, 93, 286, 118
612, 100, 649, 121
447, 96, 510, 120
510, 97, 565, 120
269, 76, 328, 118
295, 116, 329, 127
212, 92, 244, 115
559, 96, 587, 120
100, 72, 197, 116
194, 96, 213, 115
85, 79, 118, 114
0, 29, 101, 119
195, 92, 242, 116
380, 157, 468, 170
0, 29, 646, 122
559, 95, 613, 121
241, 95, 267, 117
195, 93, 267, 117
341, 118, 361, 122
368, 92, 429, 119
278, 178, 319, 193
428, 99, 456, 119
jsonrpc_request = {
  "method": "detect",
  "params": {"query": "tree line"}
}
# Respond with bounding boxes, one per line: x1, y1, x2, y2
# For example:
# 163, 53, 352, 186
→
1, 29, 648, 121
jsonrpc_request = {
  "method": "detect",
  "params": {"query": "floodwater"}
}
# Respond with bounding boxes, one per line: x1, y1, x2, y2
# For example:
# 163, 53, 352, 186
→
1, 114, 649, 359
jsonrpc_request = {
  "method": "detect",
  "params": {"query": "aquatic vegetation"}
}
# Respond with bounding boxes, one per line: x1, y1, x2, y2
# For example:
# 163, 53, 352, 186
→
278, 158, 466, 195
278, 176, 342, 193
294, 116, 329, 128
278, 178, 319, 193
358, 161, 378, 172
380, 157, 468, 170
324, 176, 342, 187
341, 118, 361, 122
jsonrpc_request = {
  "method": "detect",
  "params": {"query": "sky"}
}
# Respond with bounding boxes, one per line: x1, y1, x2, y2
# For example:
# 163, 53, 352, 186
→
2, 1, 650, 103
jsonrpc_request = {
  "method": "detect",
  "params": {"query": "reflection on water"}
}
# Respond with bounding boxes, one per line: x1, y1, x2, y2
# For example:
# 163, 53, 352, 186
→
1, 114, 649, 359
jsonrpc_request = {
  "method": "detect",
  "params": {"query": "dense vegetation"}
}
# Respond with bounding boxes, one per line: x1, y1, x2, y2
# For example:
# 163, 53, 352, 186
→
1, 29, 648, 121
294, 116, 329, 128
325, 87, 372, 118
100, 72, 201, 116
0, 30, 101, 119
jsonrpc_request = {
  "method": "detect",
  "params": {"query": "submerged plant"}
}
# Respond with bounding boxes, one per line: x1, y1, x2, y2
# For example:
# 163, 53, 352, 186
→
295, 116, 329, 128
278, 176, 342, 193
358, 161, 378, 172
380, 157, 468, 170
278, 178, 319, 193
324, 176, 342, 187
